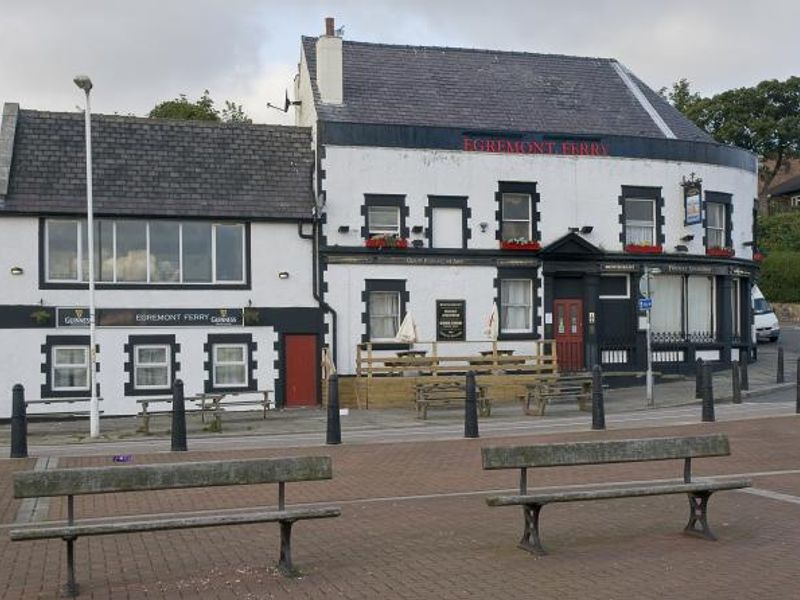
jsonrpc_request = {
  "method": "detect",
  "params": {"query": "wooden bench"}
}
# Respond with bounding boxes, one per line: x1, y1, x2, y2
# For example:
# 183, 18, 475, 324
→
521, 374, 593, 416
25, 397, 104, 418
414, 382, 491, 419
197, 390, 273, 432
482, 434, 751, 555
10, 456, 341, 596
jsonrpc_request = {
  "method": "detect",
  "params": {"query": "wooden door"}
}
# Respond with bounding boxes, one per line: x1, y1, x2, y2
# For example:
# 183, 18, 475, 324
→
554, 299, 584, 372
284, 335, 319, 407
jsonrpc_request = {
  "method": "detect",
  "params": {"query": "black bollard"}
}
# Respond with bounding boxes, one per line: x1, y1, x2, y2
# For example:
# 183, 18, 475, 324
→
777, 346, 785, 384
732, 363, 742, 404
10, 384, 28, 459
796, 358, 800, 415
739, 354, 749, 391
695, 358, 704, 399
591, 364, 605, 430
701, 364, 715, 422
326, 373, 342, 445
171, 379, 188, 452
464, 371, 479, 438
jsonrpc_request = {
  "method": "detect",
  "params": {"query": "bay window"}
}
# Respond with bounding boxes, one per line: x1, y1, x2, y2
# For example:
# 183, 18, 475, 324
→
44, 219, 246, 285
500, 279, 533, 332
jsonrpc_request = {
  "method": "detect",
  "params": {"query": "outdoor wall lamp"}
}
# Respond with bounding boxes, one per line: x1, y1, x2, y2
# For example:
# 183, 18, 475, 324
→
680, 234, 695, 242
337, 225, 350, 233
411, 225, 424, 234
675, 244, 689, 252
568, 227, 580, 233
580, 225, 594, 234
278, 271, 290, 279
479, 222, 489, 232
743, 241, 754, 247
10, 266, 23, 275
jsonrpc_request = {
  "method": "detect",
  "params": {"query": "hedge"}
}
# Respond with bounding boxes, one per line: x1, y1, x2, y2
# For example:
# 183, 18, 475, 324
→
758, 212, 800, 252
758, 251, 800, 303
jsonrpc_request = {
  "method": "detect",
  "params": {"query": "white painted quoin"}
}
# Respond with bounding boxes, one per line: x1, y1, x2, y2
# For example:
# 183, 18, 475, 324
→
0, 107, 324, 415
296, 21, 759, 376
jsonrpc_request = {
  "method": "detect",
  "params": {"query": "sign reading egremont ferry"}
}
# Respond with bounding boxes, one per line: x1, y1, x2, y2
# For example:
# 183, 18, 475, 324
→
57, 308, 244, 328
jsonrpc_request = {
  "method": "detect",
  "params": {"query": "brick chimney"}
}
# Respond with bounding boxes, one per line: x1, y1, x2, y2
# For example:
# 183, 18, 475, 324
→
316, 17, 343, 105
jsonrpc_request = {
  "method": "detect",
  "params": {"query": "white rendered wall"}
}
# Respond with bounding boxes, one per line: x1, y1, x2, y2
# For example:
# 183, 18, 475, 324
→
321, 146, 757, 257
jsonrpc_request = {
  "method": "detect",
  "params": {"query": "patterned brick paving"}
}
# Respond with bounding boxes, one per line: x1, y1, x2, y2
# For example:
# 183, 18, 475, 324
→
1, 417, 798, 599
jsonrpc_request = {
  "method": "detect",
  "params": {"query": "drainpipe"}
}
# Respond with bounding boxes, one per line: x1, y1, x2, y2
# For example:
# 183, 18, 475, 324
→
298, 219, 338, 367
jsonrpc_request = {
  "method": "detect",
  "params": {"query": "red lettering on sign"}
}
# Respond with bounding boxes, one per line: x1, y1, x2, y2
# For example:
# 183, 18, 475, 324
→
464, 137, 474, 151
579, 142, 589, 155
463, 136, 610, 157
486, 140, 497, 152
496, 140, 506, 152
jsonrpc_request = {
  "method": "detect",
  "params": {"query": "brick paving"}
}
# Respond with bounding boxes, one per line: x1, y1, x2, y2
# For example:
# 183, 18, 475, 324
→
1, 416, 799, 599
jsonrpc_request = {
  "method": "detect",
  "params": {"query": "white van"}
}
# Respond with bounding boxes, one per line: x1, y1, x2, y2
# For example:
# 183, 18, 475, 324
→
752, 284, 780, 342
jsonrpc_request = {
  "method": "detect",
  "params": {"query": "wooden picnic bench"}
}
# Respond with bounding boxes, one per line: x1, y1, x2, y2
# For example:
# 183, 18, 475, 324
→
481, 434, 751, 555
521, 373, 594, 416
25, 397, 104, 417
136, 391, 273, 434
10, 456, 341, 597
414, 381, 491, 419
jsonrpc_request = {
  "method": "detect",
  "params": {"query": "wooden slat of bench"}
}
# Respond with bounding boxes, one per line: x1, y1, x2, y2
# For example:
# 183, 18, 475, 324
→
486, 478, 751, 506
10, 506, 342, 541
14, 457, 332, 498
482, 435, 731, 470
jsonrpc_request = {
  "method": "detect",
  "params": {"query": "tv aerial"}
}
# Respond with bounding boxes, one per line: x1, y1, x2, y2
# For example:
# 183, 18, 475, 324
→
267, 90, 302, 113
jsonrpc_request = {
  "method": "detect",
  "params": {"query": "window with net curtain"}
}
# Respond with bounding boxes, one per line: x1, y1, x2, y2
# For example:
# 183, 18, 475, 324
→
213, 344, 248, 387
52, 346, 90, 391
650, 275, 682, 335
501, 193, 532, 241
687, 276, 713, 340
368, 206, 400, 237
134, 345, 171, 389
501, 279, 532, 332
650, 275, 714, 340
706, 203, 726, 248
624, 198, 655, 245
369, 292, 401, 340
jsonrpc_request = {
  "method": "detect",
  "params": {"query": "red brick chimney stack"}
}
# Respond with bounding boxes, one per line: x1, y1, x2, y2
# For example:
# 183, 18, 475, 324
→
325, 17, 335, 37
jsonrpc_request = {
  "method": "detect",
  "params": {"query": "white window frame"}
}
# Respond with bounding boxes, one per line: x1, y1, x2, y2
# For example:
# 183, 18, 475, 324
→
501, 193, 532, 241
51, 345, 90, 392
731, 278, 741, 338
212, 343, 249, 388
367, 206, 401, 237
624, 198, 656, 245
133, 344, 172, 390
500, 279, 533, 333
706, 202, 727, 248
599, 275, 630, 300
791, 195, 800, 208
368, 291, 402, 341
44, 219, 246, 285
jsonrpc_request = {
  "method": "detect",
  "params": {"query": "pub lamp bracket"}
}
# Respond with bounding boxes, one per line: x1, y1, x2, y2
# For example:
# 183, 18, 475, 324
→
580, 226, 594, 234
10, 266, 24, 275
278, 272, 290, 280
680, 234, 694, 242
675, 244, 689, 252
337, 225, 350, 233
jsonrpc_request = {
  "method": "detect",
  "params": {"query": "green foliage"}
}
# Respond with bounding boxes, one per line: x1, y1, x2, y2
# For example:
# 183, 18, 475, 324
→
757, 212, 800, 252
758, 250, 800, 302
658, 78, 702, 114
149, 90, 251, 123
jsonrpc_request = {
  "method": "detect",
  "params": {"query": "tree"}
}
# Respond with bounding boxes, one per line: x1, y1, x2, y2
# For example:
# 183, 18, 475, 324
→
662, 77, 800, 195
149, 90, 251, 124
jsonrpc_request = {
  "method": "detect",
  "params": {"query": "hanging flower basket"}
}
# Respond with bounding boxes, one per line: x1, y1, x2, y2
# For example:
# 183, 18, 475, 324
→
706, 247, 735, 257
365, 235, 408, 249
625, 243, 663, 254
500, 240, 541, 251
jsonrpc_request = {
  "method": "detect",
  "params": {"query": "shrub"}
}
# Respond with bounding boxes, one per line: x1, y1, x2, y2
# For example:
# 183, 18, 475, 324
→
758, 251, 800, 302
758, 212, 800, 252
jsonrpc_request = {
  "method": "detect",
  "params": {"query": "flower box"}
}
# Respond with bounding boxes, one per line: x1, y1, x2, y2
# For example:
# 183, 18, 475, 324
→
365, 236, 408, 249
706, 247, 735, 257
624, 244, 663, 254
500, 240, 541, 251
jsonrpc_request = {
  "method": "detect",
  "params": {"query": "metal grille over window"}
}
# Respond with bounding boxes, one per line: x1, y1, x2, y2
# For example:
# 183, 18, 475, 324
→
369, 292, 400, 340
213, 344, 248, 386
52, 346, 90, 391
500, 279, 532, 332
624, 198, 655, 245
501, 194, 532, 241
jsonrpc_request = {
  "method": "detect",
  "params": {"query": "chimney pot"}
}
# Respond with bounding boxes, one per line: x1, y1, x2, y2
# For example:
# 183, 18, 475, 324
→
325, 17, 335, 36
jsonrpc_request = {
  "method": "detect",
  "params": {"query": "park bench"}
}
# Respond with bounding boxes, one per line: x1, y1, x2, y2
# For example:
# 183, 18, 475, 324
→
414, 381, 491, 419
481, 434, 751, 555
10, 456, 341, 597
521, 374, 593, 416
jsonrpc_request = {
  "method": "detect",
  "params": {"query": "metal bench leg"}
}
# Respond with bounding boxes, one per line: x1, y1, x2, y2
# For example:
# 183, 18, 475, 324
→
684, 491, 716, 541
277, 520, 297, 576
62, 536, 78, 597
518, 504, 546, 555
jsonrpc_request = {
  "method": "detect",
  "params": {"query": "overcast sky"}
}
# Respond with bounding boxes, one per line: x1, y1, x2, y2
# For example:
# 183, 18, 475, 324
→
2, 1, 798, 125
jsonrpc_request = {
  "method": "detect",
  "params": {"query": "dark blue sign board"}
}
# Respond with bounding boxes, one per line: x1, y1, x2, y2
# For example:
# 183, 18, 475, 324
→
638, 298, 653, 310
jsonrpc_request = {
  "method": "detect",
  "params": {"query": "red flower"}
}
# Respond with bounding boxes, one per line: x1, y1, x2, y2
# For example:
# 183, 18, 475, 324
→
500, 240, 541, 251
706, 247, 735, 257
624, 244, 663, 254
753, 251, 765, 263
365, 236, 408, 249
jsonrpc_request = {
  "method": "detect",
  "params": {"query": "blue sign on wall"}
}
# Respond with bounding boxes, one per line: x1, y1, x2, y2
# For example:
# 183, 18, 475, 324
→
638, 298, 653, 310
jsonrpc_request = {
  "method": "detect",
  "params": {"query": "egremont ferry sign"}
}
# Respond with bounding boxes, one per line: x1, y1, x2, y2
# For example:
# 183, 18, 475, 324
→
57, 308, 243, 328
463, 135, 609, 156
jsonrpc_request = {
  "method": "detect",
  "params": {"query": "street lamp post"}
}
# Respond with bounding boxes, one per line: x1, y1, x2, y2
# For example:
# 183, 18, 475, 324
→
74, 75, 99, 438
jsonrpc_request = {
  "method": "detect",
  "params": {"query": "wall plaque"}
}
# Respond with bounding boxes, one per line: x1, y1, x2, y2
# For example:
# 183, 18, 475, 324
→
436, 300, 466, 341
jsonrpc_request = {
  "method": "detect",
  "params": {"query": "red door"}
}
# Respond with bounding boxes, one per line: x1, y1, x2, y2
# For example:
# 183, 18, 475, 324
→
554, 299, 584, 372
284, 335, 319, 407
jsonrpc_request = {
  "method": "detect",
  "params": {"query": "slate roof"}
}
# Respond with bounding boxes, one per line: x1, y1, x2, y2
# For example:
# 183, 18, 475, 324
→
0, 108, 315, 220
769, 173, 800, 196
302, 37, 714, 142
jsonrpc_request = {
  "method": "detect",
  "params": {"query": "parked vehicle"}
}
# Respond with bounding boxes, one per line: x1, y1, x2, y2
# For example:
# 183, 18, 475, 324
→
753, 285, 780, 342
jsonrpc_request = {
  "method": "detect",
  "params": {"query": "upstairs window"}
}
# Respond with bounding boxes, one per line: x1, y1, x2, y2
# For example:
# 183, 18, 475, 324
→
362, 195, 407, 241
367, 206, 400, 237
624, 198, 656, 245
44, 219, 246, 285
501, 193, 532, 241
706, 202, 727, 248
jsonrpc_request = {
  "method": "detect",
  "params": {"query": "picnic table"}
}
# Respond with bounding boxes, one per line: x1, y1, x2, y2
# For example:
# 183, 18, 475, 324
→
414, 381, 491, 419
